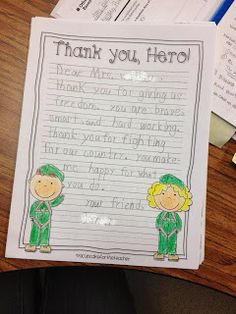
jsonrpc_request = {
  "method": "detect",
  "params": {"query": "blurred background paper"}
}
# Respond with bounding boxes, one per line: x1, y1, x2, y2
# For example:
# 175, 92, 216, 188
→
212, 0, 236, 127
51, 0, 226, 22
209, 113, 236, 148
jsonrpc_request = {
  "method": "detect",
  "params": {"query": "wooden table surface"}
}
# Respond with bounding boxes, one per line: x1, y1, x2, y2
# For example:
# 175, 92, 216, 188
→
0, 0, 236, 297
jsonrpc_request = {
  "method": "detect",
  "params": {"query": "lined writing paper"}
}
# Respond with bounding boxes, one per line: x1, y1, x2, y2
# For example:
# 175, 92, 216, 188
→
6, 19, 215, 268
44, 61, 188, 253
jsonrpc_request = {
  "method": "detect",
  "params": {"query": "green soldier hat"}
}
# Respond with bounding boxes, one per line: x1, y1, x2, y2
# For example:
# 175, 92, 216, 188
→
37, 164, 64, 182
159, 174, 184, 190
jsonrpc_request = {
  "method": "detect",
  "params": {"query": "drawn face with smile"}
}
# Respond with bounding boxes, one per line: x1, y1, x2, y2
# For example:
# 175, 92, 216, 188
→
30, 174, 62, 201
154, 186, 185, 212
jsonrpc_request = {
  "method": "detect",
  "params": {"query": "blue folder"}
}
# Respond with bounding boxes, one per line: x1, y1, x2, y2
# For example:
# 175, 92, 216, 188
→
210, 0, 234, 24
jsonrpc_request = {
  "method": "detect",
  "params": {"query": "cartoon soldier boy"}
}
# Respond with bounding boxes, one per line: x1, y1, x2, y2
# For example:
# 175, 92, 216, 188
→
25, 164, 64, 253
148, 174, 192, 261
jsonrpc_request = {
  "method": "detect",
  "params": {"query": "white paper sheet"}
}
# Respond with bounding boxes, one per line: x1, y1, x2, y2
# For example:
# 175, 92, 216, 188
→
51, 0, 223, 22
212, 1, 236, 127
5, 18, 215, 269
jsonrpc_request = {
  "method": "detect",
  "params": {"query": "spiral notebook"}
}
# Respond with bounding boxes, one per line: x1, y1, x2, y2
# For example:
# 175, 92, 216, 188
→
6, 17, 215, 269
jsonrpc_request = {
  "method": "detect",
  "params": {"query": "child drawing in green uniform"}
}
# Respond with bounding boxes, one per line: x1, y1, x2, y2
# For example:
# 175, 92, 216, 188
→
25, 164, 64, 253
148, 174, 192, 261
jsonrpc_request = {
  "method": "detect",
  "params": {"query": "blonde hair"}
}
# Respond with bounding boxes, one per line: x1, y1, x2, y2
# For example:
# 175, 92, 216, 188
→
148, 182, 192, 211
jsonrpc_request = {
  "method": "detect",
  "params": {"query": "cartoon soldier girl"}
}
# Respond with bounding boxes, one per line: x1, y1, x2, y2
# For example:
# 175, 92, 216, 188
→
148, 174, 192, 261
25, 164, 64, 253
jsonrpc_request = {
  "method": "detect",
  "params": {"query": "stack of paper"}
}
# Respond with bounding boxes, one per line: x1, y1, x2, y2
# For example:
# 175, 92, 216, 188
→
6, 17, 216, 269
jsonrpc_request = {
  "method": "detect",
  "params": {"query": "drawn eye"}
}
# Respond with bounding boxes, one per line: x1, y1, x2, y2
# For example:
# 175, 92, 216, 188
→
50, 182, 53, 185
174, 193, 177, 196
38, 180, 41, 183
162, 192, 165, 195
